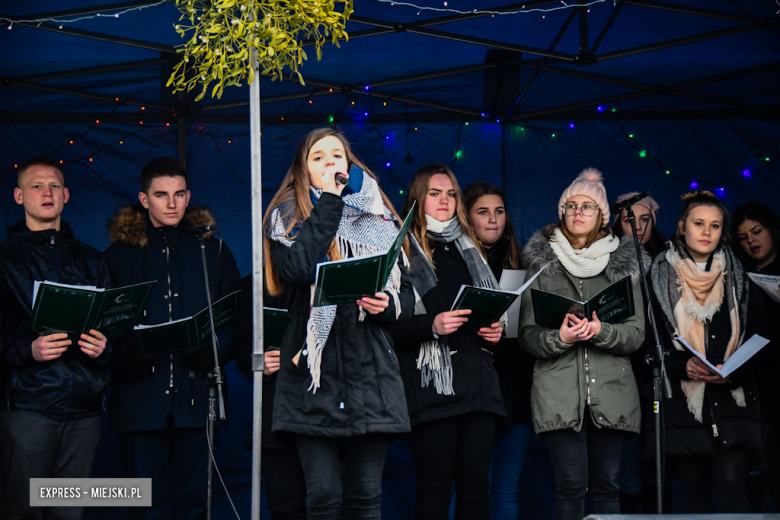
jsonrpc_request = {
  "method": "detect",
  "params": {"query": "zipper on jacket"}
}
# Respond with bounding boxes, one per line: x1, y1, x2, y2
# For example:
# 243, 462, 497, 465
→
165, 237, 174, 390
703, 322, 719, 439
50, 236, 58, 282
584, 348, 592, 405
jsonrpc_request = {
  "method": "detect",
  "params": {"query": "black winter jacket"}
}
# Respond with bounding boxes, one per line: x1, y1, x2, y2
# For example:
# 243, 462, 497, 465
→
485, 239, 533, 424
645, 253, 769, 458
753, 259, 780, 427
0, 221, 111, 421
103, 205, 240, 432
393, 238, 507, 426
270, 193, 414, 437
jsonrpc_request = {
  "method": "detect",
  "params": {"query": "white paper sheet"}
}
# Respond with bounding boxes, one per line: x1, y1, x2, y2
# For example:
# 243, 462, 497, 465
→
499, 270, 526, 338
675, 334, 770, 377
32, 280, 102, 308
748, 273, 780, 304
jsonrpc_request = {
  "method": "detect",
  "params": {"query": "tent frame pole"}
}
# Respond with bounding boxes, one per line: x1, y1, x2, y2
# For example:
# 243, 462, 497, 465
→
249, 45, 265, 520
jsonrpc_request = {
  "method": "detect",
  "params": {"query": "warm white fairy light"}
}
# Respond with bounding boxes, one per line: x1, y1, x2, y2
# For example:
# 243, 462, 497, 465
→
374, 0, 608, 16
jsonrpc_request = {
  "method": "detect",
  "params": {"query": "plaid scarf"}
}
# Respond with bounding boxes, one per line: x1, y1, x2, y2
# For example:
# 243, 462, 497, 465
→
269, 174, 404, 393
407, 217, 503, 395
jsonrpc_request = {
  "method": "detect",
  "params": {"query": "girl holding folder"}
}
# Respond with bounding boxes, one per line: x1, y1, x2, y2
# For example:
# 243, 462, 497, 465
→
518, 168, 646, 520
263, 128, 414, 519
394, 163, 505, 520
463, 181, 534, 520
645, 191, 769, 513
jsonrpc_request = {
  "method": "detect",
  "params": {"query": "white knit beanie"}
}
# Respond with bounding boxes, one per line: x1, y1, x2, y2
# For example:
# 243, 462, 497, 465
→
558, 168, 610, 228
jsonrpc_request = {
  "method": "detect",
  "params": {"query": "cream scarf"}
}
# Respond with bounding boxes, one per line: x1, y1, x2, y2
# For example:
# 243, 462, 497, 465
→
549, 228, 620, 278
666, 247, 744, 421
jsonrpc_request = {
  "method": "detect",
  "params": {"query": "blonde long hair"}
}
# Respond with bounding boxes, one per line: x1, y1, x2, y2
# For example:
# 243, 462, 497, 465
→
263, 128, 403, 296
401, 163, 484, 265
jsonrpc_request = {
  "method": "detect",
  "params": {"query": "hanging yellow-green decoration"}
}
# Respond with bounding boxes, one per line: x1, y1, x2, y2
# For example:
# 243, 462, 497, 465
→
167, 0, 353, 101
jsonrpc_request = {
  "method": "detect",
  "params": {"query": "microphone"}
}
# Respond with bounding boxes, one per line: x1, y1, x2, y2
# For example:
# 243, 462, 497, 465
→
185, 224, 217, 235
610, 191, 650, 214
335, 173, 350, 186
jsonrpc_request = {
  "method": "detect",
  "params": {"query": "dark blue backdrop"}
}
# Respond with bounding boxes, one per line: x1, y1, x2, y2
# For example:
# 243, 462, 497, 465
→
1, 0, 779, 517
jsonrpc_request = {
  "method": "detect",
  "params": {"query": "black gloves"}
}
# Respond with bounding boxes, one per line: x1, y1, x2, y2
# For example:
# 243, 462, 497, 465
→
183, 342, 216, 372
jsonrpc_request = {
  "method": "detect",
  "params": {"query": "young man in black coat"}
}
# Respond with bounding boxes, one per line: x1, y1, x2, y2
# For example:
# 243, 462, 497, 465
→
103, 157, 240, 519
0, 157, 111, 520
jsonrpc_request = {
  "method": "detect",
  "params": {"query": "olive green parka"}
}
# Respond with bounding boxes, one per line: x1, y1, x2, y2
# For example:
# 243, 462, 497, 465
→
519, 232, 648, 435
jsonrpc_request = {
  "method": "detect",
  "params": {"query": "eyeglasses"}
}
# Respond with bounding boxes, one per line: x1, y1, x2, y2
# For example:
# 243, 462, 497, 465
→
562, 203, 598, 217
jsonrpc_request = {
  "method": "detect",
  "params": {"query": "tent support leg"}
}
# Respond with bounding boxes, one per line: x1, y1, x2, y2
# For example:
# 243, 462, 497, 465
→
249, 41, 265, 520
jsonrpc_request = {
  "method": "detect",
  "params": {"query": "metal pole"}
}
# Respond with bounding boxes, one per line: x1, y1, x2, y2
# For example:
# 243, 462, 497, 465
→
249, 27, 265, 520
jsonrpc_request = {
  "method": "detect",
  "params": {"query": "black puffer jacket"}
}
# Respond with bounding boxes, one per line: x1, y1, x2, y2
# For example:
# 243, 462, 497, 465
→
0, 221, 111, 421
393, 239, 507, 425
270, 193, 414, 437
103, 205, 240, 432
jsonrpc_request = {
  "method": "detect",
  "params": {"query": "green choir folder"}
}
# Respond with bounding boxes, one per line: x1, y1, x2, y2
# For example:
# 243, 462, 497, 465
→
531, 276, 634, 329
264, 307, 292, 351
31, 280, 156, 341
134, 291, 240, 355
450, 286, 519, 329
449, 265, 548, 329
312, 202, 415, 307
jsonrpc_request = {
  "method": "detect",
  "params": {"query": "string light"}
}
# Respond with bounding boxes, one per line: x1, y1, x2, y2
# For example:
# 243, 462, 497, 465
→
371, 0, 608, 16
0, 1, 168, 27
615, 119, 778, 188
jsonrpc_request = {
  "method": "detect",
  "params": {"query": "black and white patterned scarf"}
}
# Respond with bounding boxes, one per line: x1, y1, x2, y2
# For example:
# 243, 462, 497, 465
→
407, 216, 504, 395
268, 173, 404, 393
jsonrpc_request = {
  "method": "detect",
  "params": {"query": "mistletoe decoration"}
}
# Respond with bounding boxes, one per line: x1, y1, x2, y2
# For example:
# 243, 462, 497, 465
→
168, 0, 353, 101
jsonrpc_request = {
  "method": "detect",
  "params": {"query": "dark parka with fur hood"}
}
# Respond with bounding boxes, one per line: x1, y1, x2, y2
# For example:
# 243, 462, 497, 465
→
103, 204, 240, 432
0, 221, 112, 420
519, 232, 647, 435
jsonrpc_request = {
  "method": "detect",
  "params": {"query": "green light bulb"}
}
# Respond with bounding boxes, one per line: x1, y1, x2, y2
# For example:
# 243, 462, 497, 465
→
629, 134, 633, 138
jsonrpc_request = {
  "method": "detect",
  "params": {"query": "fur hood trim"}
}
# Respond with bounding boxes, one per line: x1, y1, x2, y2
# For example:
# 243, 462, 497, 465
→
523, 230, 649, 284
107, 204, 216, 247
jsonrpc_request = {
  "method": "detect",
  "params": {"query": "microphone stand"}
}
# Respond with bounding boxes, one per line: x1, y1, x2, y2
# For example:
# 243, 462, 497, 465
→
192, 229, 227, 520
622, 201, 673, 513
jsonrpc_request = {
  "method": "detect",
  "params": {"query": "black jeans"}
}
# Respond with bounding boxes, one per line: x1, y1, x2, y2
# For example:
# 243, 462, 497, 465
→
0, 410, 101, 520
118, 424, 211, 520
408, 412, 496, 520
675, 446, 751, 513
541, 413, 625, 520
262, 445, 307, 520
295, 433, 389, 520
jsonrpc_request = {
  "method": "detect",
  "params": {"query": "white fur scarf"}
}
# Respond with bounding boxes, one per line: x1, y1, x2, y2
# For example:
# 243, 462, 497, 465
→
548, 228, 620, 278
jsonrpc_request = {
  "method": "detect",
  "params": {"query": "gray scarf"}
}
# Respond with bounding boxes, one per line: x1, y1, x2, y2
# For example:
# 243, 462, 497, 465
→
407, 217, 500, 395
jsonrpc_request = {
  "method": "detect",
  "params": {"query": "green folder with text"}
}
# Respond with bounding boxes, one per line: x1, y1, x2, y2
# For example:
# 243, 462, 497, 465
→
31, 280, 156, 342
134, 291, 240, 355
312, 202, 415, 307
531, 276, 634, 329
